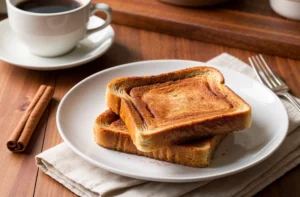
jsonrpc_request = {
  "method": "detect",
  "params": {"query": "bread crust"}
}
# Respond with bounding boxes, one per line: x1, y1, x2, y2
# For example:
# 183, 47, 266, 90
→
106, 66, 251, 152
94, 110, 226, 167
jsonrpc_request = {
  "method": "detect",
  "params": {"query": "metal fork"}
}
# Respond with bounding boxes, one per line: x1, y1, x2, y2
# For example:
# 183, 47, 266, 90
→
248, 54, 300, 112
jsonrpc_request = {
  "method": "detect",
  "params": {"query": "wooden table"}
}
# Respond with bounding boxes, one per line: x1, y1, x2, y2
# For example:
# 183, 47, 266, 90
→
99, 0, 300, 60
0, 14, 300, 197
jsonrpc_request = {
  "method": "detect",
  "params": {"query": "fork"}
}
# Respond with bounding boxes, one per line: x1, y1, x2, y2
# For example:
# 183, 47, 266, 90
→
248, 54, 300, 112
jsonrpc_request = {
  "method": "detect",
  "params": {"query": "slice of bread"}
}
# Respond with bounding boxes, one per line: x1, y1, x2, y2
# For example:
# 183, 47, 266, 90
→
94, 110, 226, 168
106, 66, 251, 152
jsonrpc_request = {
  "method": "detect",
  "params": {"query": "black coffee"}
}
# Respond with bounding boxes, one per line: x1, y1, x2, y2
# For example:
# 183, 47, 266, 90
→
16, 0, 82, 14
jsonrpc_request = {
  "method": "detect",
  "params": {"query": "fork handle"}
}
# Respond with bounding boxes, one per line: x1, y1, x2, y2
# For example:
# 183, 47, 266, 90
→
278, 92, 300, 112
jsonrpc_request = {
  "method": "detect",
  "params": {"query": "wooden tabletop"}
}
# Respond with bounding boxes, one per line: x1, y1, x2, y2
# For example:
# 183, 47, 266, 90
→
99, 0, 300, 60
0, 15, 300, 197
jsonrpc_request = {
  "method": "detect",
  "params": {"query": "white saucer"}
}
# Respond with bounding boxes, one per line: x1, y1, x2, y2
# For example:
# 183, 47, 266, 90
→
0, 16, 115, 70
57, 60, 288, 182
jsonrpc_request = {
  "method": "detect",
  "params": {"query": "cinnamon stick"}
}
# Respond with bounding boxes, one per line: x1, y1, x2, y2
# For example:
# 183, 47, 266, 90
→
7, 85, 54, 152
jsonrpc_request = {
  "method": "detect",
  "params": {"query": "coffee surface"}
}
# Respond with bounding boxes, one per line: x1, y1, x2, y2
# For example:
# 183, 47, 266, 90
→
16, 0, 81, 13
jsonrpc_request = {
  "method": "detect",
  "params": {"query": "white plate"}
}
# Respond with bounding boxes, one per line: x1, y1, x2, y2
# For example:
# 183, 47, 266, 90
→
0, 16, 114, 70
57, 60, 288, 182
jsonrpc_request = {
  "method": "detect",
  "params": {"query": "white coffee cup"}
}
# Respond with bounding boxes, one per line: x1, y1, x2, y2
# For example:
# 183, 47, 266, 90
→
270, 0, 300, 20
6, 0, 112, 57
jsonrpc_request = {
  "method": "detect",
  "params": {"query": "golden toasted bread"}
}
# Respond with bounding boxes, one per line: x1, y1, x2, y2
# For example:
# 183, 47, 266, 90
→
106, 66, 251, 152
94, 110, 226, 168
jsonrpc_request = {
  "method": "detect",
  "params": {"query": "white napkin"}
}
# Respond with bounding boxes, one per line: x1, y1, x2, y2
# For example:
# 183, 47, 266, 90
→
36, 53, 300, 197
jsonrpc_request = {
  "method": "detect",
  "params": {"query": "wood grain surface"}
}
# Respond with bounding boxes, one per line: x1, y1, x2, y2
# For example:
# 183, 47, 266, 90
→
96, 0, 300, 60
0, 15, 300, 197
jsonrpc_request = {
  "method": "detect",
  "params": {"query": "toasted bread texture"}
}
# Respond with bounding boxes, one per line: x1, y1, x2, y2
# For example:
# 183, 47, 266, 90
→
106, 66, 251, 152
94, 110, 226, 168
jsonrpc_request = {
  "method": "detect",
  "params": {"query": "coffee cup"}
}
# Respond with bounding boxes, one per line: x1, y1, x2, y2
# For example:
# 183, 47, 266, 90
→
6, 0, 112, 57
270, 0, 300, 21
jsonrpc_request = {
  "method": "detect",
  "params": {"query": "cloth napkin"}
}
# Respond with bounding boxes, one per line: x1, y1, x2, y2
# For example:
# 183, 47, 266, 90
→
36, 53, 300, 197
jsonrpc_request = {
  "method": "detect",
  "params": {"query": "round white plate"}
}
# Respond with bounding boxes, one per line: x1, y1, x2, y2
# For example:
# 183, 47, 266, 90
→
57, 60, 288, 182
0, 16, 114, 70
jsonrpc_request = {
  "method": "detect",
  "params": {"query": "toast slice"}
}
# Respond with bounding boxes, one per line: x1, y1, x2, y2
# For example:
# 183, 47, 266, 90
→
94, 110, 226, 168
106, 66, 251, 152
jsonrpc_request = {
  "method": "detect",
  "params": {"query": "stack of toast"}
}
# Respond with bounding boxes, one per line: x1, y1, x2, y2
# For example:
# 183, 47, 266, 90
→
94, 66, 252, 167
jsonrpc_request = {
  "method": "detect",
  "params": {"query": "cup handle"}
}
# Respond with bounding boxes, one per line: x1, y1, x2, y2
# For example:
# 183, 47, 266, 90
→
86, 3, 112, 37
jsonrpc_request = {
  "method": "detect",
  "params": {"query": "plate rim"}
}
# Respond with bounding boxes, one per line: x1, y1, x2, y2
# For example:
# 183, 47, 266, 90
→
56, 59, 289, 182
0, 18, 115, 71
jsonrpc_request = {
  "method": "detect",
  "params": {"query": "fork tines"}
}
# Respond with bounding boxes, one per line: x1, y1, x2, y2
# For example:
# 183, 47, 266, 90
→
249, 54, 300, 112
248, 54, 285, 89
